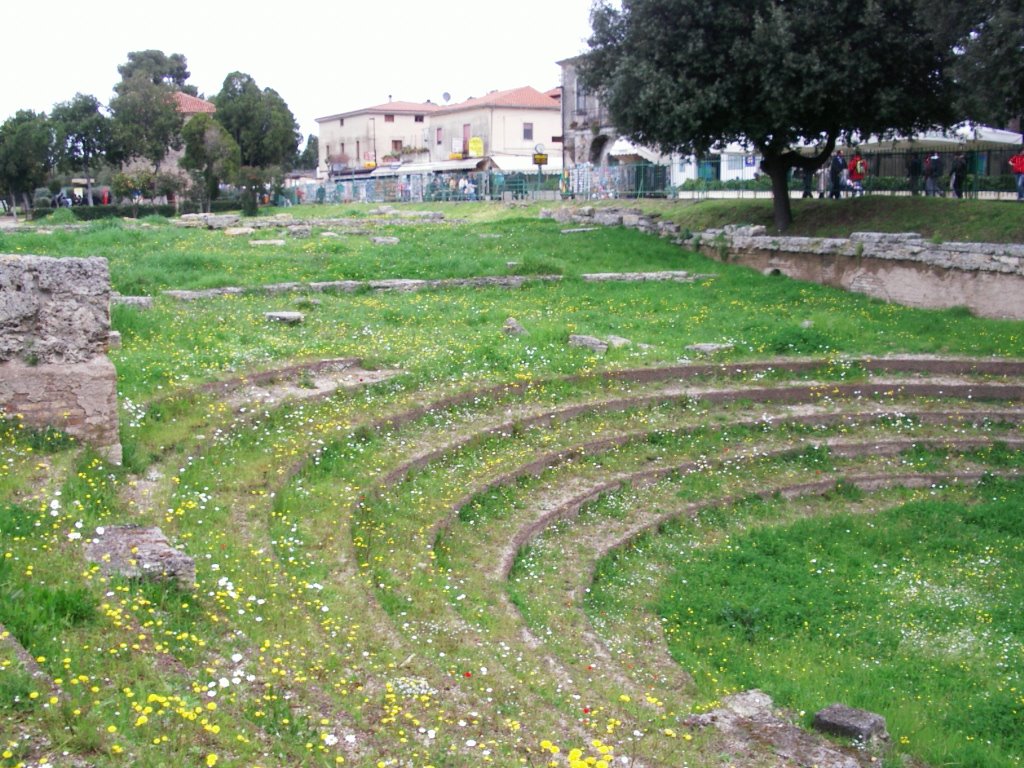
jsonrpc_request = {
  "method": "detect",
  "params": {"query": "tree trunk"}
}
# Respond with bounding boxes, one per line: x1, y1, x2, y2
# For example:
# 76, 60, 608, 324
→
85, 161, 95, 206
766, 163, 793, 232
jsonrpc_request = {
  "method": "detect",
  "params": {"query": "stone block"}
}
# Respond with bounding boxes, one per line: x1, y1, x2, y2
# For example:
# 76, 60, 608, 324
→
503, 317, 528, 337
594, 212, 623, 227
569, 334, 608, 354
111, 295, 154, 310
1, 255, 111, 364
0, 357, 121, 463
372, 236, 400, 245
686, 342, 735, 356
812, 704, 888, 743
85, 526, 195, 588
265, 311, 304, 325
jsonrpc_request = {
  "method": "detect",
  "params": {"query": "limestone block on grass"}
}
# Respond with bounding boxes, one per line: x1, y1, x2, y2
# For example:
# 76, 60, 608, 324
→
503, 317, 528, 336
372, 236, 401, 245
686, 342, 735, 356
0, 357, 121, 463
812, 704, 889, 744
593, 211, 623, 227
250, 239, 286, 247
85, 526, 195, 588
264, 282, 303, 294
569, 334, 608, 354
308, 280, 362, 293
176, 213, 241, 230
1, 255, 111, 364
111, 294, 154, 310
265, 311, 304, 325
686, 690, 863, 768
224, 226, 256, 237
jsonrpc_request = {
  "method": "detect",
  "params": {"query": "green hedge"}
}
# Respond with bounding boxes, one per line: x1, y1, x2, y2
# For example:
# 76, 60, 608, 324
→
30, 205, 176, 220
29, 203, 248, 221
678, 174, 1017, 194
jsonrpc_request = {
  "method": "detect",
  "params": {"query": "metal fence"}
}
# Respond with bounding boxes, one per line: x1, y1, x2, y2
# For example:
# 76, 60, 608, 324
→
287, 169, 563, 206
279, 148, 1020, 206
675, 147, 1021, 200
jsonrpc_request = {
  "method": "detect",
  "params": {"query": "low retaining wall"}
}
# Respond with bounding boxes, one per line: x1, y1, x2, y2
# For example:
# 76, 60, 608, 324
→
692, 228, 1024, 320
0, 255, 121, 462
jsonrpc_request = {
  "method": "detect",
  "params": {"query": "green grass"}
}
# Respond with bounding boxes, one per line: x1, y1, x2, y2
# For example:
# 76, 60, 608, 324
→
644, 475, 1024, 767
607, 196, 1024, 242
0, 201, 1021, 767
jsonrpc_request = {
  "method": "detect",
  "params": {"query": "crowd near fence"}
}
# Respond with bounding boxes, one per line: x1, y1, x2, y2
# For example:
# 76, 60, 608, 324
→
283, 149, 1019, 205
7, 147, 1021, 218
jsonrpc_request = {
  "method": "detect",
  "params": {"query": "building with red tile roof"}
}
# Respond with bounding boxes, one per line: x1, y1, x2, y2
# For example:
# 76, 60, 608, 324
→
172, 91, 216, 116
316, 99, 440, 175
425, 86, 560, 165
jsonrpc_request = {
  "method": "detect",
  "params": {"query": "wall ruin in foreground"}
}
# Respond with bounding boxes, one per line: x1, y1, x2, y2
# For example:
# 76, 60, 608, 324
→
0, 255, 121, 462
692, 228, 1024, 320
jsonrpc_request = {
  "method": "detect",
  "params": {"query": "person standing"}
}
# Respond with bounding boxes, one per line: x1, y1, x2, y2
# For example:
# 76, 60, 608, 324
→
847, 150, 867, 195
950, 153, 968, 199
829, 150, 845, 199
1010, 146, 1024, 201
906, 153, 922, 196
924, 153, 944, 197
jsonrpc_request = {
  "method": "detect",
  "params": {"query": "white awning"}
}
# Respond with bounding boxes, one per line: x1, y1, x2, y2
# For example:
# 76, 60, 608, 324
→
608, 138, 664, 164
489, 153, 563, 172
850, 123, 1022, 153
370, 157, 490, 177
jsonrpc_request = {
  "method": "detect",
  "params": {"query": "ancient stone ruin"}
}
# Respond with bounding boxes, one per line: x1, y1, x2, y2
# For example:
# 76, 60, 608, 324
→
0, 255, 122, 462
691, 226, 1024, 320
84, 525, 195, 588
540, 207, 1024, 320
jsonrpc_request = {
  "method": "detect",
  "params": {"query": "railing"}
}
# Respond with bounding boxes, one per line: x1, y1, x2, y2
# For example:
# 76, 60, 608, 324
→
278, 149, 1021, 206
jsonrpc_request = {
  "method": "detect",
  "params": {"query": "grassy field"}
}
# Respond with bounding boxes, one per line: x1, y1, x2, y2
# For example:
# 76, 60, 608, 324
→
0, 200, 1022, 768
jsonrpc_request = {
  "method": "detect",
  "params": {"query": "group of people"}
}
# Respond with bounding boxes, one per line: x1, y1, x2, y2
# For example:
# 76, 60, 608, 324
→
905, 152, 970, 198
819, 149, 869, 198
812, 146, 1024, 201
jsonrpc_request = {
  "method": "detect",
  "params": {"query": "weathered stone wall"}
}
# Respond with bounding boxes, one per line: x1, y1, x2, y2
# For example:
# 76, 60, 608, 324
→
541, 207, 1024, 320
692, 227, 1024, 320
0, 255, 121, 462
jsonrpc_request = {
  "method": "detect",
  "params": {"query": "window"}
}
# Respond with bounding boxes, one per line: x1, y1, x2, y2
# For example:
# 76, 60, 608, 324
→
384, 114, 395, 123
523, 122, 534, 141
414, 114, 424, 123
339, 118, 345, 126
436, 127, 443, 146
392, 139, 403, 153
726, 154, 745, 172
575, 86, 588, 114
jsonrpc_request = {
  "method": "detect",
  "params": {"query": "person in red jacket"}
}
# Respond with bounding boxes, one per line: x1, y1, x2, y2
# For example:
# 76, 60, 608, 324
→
847, 151, 867, 196
1010, 147, 1024, 201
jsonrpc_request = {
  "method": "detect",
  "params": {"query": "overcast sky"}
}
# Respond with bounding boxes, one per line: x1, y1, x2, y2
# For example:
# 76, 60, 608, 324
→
3, 0, 600, 148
